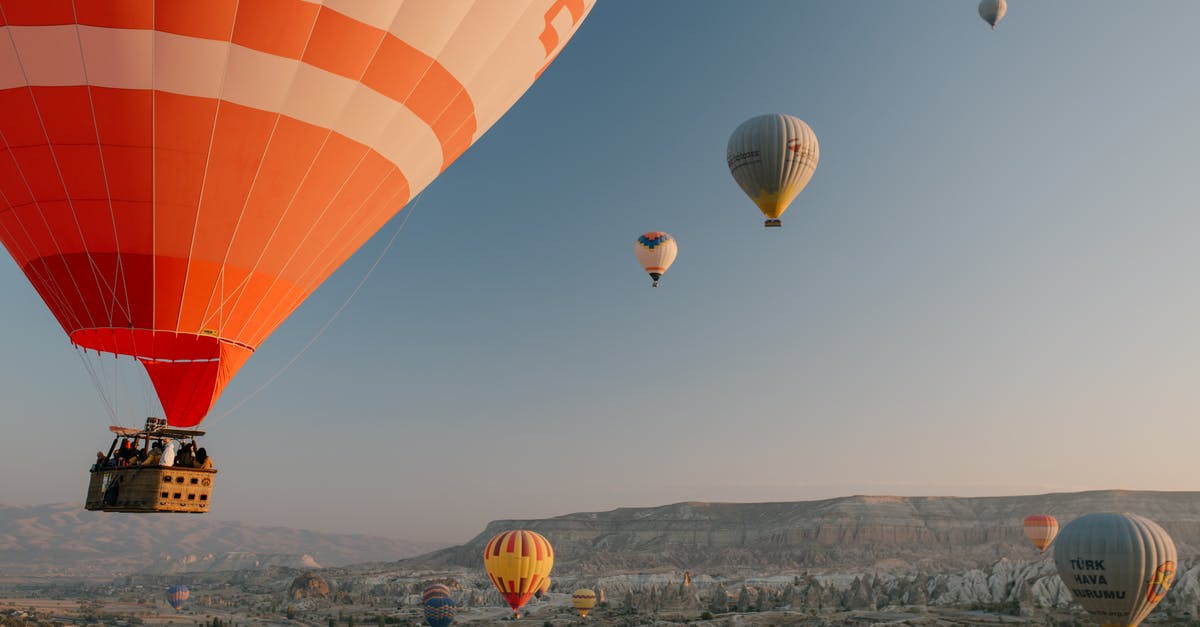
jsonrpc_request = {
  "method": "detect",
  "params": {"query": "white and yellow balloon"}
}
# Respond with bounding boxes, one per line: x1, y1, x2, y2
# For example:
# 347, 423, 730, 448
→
1053, 513, 1177, 627
726, 114, 819, 228
635, 233, 678, 287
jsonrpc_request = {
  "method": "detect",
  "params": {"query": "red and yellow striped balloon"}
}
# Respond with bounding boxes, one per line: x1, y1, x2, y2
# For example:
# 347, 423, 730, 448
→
482, 530, 553, 618
572, 588, 597, 618
1023, 514, 1059, 552
0, 0, 593, 427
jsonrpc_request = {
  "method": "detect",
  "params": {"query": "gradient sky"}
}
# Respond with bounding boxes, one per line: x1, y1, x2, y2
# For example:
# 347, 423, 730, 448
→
2, 1, 1200, 543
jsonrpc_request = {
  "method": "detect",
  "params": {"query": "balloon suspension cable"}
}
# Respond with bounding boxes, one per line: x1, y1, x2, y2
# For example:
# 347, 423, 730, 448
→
74, 346, 120, 427
209, 193, 424, 424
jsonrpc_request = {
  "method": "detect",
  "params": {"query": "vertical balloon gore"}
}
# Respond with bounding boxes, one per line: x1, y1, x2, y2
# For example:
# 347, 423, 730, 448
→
0, 0, 594, 427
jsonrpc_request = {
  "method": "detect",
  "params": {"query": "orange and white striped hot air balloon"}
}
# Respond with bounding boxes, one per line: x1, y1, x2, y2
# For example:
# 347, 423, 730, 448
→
0, 0, 593, 428
483, 530, 554, 619
1023, 514, 1059, 552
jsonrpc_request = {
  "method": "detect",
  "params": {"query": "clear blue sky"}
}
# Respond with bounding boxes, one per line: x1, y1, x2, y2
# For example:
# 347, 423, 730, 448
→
3, 2, 1200, 543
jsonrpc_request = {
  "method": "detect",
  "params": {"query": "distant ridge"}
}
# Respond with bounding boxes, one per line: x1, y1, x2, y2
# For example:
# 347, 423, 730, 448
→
0, 503, 445, 579
401, 490, 1200, 575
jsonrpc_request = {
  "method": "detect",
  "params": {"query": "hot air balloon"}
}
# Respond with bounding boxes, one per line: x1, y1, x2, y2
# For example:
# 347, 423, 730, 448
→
423, 596, 456, 627
0, 0, 594, 430
726, 114, 819, 227
1024, 514, 1059, 553
483, 530, 554, 619
535, 576, 552, 598
1053, 513, 1177, 627
635, 232, 677, 287
422, 583, 452, 604
572, 588, 597, 618
978, 0, 1007, 30
166, 585, 189, 611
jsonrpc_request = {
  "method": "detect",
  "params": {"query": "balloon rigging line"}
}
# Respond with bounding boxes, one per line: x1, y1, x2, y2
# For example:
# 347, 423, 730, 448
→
210, 193, 423, 424
75, 347, 119, 427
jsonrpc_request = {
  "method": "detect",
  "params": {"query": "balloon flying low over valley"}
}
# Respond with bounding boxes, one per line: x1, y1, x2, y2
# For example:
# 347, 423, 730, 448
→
1, 1, 1199, 546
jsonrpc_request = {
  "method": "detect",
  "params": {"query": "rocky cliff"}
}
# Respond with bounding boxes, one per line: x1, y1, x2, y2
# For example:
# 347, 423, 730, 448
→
407, 490, 1200, 575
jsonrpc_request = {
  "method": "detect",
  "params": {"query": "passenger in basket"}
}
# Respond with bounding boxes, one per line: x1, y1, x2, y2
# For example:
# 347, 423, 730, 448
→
175, 441, 195, 467
193, 447, 213, 470
116, 439, 139, 465
160, 438, 179, 467
91, 451, 107, 470
142, 441, 163, 466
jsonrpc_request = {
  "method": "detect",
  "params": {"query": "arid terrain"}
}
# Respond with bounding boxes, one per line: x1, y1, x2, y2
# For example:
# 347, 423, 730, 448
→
5, 491, 1200, 625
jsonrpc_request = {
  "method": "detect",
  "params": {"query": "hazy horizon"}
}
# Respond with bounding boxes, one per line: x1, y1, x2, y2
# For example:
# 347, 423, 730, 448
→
3, 2, 1200, 543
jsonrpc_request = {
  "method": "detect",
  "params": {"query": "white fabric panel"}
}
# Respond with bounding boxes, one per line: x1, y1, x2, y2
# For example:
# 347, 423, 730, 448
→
462, 0, 594, 137
221, 44, 300, 114
78, 26, 152, 89
8, 25, 84, 86
387, 0, 475, 61
153, 31, 228, 98
0, 28, 27, 90
323, 0, 405, 32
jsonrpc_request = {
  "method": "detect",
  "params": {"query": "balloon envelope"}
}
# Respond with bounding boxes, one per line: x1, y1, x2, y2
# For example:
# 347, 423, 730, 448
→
1053, 513, 1177, 627
422, 596, 455, 627
726, 114, 819, 226
1024, 514, 1059, 552
978, 0, 1007, 29
635, 232, 677, 287
166, 585, 189, 611
483, 530, 554, 617
572, 588, 597, 618
0, 0, 593, 427
422, 583, 452, 604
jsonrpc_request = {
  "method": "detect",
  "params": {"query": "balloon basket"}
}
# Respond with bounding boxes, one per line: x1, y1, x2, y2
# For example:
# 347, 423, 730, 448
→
764, 219, 782, 228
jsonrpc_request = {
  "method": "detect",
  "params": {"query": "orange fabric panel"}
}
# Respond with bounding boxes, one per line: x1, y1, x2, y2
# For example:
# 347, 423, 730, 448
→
303, 8, 386, 80
176, 258, 223, 333
140, 339, 252, 427
0, 0, 75, 26
152, 93, 216, 248
155, 0, 238, 40
231, 0, 320, 61
74, 0, 153, 30
30, 87, 97, 144
9, 145, 66, 201
91, 87, 153, 150
190, 102, 276, 263
0, 147, 35, 209
223, 115, 329, 271
0, 89, 46, 147
52, 145, 108, 201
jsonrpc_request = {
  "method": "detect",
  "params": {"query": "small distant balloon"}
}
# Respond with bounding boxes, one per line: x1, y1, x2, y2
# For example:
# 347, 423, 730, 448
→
422, 583, 452, 604
1053, 513, 1177, 627
1023, 514, 1059, 552
166, 585, 189, 611
423, 596, 456, 627
727, 114, 819, 227
635, 232, 678, 287
573, 588, 598, 618
978, 0, 1007, 29
483, 530, 554, 619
